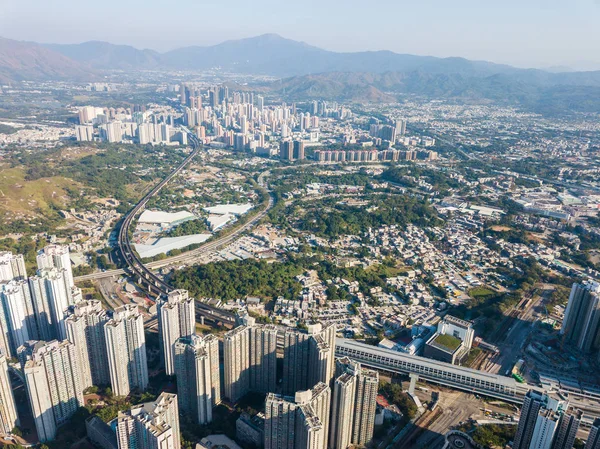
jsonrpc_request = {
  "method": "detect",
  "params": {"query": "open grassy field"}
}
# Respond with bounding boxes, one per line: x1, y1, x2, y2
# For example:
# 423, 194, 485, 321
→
0, 165, 76, 221
468, 286, 497, 299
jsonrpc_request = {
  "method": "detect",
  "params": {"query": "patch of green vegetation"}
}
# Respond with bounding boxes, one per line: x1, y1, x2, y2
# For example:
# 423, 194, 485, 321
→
166, 219, 208, 237
471, 424, 516, 449
172, 255, 407, 303
379, 382, 417, 420
432, 333, 462, 351
0, 166, 75, 224
464, 347, 483, 367
469, 286, 496, 299
547, 285, 571, 308
296, 195, 442, 238
172, 259, 304, 301
381, 164, 462, 194
269, 166, 374, 194
451, 288, 520, 339
0, 124, 18, 134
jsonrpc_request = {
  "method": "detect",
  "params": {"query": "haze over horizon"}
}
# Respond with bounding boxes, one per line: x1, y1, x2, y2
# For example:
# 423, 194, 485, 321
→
1, 0, 600, 71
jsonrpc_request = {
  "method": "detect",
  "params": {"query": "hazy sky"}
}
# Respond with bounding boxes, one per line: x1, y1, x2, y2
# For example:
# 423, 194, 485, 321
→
1, 0, 599, 70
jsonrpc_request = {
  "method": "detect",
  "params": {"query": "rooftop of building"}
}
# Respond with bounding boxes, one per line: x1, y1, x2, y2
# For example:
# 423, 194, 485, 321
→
443, 315, 474, 329
428, 333, 463, 353
198, 434, 243, 449
86, 415, 118, 448
336, 339, 519, 388
443, 431, 482, 449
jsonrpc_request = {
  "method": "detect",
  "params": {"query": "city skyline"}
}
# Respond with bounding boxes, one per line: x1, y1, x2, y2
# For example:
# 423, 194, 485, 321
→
1, 0, 600, 70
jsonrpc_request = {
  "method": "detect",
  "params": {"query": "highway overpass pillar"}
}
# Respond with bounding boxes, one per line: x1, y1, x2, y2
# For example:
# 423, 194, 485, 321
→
409, 373, 419, 395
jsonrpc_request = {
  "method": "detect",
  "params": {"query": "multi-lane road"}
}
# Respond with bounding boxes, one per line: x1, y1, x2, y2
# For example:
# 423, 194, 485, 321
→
79, 132, 273, 326
74, 173, 272, 282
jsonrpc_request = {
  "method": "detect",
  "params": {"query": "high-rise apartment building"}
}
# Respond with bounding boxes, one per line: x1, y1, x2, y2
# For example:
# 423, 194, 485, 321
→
75, 125, 94, 142
513, 390, 571, 449
21, 340, 83, 442
0, 280, 35, 353
561, 282, 600, 353
530, 409, 561, 449
552, 410, 581, 449
222, 320, 335, 406
279, 140, 294, 161
28, 273, 56, 341
293, 141, 305, 161
329, 357, 378, 449
224, 324, 251, 403
158, 289, 195, 376
586, 418, 600, 449
0, 252, 33, 357
38, 268, 71, 340
105, 121, 123, 143
0, 313, 9, 362
514, 391, 548, 449
223, 318, 279, 403
249, 325, 278, 394
65, 300, 110, 389
174, 334, 220, 424
116, 392, 180, 449
264, 383, 331, 449
0, 252, 27, 282
283, 323, 335, 396
36, 245, 74, 293
104, 305, 148, 397
0, 351, 19, 436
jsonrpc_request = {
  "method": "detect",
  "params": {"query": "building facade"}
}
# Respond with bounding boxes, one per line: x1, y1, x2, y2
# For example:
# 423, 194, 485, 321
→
329, 357, 378, 449
561, 282, 600, 353
264, 383, 331, 449
21, 340, 83, 442
65, 300, 110, 389
105, 305, 148, 397
158, 289, 195, 376
174, 334, 221, 424
0, 352, 19, 436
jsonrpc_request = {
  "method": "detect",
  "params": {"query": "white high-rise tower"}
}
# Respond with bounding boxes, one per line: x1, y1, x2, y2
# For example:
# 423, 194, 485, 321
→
21, 340, 83, 443
0, 351, 19, 436
104, 305, 148, 397
158, 289, 195, 375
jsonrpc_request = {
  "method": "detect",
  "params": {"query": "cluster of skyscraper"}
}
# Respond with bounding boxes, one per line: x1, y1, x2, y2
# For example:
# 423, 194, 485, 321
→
17, 299, 149, 442
0, 246, 153, 442
0, 246, 80, 356
75, 104, 186, 145
505, 281, 600, 449
0, 246, 382, 448
222, 316, 378, 449
180, 83, 349, 155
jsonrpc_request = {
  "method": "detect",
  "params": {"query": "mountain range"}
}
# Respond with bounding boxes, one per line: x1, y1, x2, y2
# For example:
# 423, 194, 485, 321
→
1, 34, 600, 114
42, 33, 531, 78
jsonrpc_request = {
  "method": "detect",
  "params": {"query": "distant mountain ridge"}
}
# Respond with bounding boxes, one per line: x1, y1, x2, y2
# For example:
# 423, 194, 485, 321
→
1, 34, 600, 115
44, 41, 162, 70
43, 33, 529, 78
0, 37, 95, 83
272, 71, 600, 115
